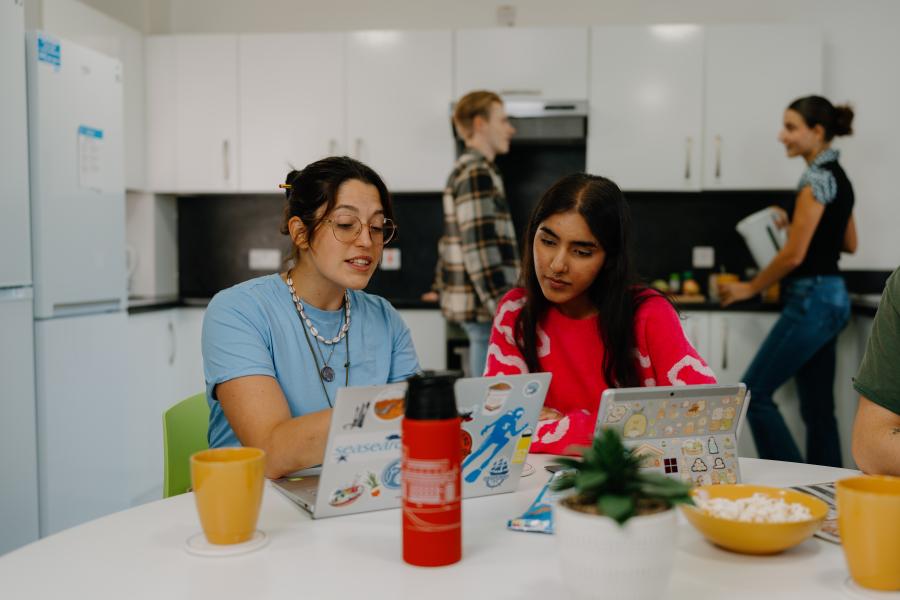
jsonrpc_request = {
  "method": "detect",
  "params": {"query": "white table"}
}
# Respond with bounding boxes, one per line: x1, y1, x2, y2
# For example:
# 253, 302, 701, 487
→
0, 457, 868, 599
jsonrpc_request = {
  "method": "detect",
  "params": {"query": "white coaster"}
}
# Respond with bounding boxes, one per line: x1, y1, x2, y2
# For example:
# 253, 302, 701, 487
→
520, 462, 535, 477
185, 530, 268, 557
842, 576, 900, 598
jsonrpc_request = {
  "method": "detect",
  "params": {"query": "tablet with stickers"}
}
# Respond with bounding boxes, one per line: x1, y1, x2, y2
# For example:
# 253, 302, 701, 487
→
594, 384, 749, 486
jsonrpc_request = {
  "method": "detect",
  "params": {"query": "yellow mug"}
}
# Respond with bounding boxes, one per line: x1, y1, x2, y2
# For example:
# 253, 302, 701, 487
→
837, 475, 900, 590
190, 447, 266, 545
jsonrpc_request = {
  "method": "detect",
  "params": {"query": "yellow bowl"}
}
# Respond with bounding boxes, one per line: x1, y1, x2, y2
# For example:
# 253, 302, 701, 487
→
680, 484, 828, 555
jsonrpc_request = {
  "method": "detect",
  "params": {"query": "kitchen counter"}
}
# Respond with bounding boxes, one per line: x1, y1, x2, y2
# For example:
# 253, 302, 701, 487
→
127, 295, 183, 314
129, 294, 881, 316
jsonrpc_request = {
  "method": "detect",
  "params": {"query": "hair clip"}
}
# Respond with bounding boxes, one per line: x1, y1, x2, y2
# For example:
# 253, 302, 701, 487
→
278, 183, 292, 190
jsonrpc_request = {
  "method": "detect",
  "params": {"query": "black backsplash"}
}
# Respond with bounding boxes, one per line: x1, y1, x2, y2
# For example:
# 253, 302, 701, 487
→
364, 193, 443, 303
626, 190, 795, 290
178, 194, 291, 299
178, 188, 795, 301
177, 193, 445, 301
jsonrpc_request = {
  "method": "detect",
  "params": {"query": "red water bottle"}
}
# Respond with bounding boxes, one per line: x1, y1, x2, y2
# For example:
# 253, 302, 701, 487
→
402, 372, 461, 567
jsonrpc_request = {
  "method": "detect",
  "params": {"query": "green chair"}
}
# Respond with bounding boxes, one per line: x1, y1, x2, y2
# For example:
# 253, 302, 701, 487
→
163, 392, 210, 498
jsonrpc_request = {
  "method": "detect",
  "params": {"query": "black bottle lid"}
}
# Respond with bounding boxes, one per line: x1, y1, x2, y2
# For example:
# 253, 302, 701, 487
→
405, 371, 461, 420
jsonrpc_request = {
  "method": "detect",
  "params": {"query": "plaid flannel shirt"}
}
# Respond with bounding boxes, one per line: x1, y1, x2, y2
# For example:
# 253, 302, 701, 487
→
437, 149, 520, 323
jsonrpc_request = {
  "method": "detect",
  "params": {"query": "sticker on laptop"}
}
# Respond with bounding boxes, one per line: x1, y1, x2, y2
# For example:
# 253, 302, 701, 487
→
482, 381, 512, 415
372, 387, 405, 421
332, 432, 402, 464
484, 457, 510, 488
523, 379, 542, 397
343, 401, 370, 430
365, 472, 382, 497
329, 482, 364, 507
381, 459, 401, 490
463, 407, 527, 483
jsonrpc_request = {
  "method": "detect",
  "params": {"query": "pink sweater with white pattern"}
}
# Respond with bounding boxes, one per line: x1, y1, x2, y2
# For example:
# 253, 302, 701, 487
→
484, 288, 717, 455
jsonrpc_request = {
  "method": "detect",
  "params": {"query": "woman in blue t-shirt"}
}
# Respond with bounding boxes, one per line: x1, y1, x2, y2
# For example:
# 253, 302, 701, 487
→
202, 157, 420, 478
718, 96, 857, 467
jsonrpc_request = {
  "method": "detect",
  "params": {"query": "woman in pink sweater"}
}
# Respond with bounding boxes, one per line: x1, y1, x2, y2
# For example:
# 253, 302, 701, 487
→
484, 173, 717, 455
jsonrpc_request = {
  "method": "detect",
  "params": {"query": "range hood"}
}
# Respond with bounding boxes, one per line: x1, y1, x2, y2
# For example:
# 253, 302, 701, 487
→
452, 99, 588, 143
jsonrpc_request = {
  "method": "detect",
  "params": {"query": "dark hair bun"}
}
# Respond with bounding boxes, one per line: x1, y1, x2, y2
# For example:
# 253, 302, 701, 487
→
833, 104, 854, 137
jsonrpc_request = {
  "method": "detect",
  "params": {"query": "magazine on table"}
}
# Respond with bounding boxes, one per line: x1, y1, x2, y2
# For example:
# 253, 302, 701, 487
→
789, 481, 839, 544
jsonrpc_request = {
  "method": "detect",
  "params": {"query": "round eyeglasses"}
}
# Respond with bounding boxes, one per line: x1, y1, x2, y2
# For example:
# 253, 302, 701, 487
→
320, 215, 397, 245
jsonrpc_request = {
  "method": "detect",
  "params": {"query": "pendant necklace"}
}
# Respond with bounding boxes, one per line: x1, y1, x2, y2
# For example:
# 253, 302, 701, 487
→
313, 335, 339, 382
286, 274, 351, 406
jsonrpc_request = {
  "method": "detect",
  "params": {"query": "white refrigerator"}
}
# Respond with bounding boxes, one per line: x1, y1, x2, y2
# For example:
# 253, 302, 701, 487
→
0, 0, 39, 555
26, 31, 131, 536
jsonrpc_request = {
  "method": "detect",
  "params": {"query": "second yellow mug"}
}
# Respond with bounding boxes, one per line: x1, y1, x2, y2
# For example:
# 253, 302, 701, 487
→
191, 447, 266, 545
837, 475, 900, 591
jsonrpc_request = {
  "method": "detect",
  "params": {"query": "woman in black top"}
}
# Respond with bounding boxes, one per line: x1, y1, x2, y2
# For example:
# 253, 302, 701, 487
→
719, 95, 857, 467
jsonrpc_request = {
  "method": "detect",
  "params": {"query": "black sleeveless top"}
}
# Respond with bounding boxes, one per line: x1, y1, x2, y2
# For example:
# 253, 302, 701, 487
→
787, 148, 854, 278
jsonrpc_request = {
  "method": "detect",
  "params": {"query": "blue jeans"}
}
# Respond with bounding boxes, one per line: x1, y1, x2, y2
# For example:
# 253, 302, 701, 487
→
744, 276, 851, 467
461, 321, 493, 377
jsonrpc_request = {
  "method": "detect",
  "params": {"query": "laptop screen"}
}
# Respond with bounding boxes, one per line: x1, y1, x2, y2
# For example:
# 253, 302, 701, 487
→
304, 373, 551, 518
594, 384, 748, 487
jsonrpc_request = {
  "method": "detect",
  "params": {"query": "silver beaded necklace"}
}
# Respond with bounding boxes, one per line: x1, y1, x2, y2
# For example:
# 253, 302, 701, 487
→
286, 274, 351, 344
285, 274, 351, 393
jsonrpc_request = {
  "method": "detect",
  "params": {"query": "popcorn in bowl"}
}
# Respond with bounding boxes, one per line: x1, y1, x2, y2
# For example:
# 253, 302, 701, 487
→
680, 484, 829, 554
694, 490, 813, 523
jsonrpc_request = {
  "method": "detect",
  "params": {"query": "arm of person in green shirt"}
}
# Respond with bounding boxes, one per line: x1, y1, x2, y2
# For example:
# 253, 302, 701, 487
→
852, 396, 900, 476
851, 267, 900, 475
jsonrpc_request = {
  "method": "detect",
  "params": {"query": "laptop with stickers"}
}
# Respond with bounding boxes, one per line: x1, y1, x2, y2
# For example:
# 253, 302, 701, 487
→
272, 373, 551, 518
593, 384, 749, 487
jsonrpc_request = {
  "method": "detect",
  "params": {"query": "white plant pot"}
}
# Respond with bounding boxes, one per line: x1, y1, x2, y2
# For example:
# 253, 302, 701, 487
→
554, 500, 678, 600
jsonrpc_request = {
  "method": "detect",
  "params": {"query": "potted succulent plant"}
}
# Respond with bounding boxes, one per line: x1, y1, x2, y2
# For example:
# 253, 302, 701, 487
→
551, 428, 693, 600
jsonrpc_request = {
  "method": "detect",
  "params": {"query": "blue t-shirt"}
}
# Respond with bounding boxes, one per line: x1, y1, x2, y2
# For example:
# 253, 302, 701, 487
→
202, 274, 420, 448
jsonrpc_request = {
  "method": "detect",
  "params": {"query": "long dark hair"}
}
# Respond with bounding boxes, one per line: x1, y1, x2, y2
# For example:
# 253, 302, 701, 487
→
280, 156, 393, 264
788, 95, 855, 141
516, 173, 654, 388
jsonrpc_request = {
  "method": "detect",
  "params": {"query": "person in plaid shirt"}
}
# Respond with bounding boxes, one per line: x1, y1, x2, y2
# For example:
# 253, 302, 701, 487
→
437, 91, 520, 377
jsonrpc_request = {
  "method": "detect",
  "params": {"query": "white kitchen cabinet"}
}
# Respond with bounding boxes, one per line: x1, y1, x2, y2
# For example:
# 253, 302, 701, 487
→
679, 310, 712, 362
455, 27, 589, 99
239, 33, 345, 192
398, 309, 446, 371
146, 35, 239, 193
174, 307, 206, 401
703, 26, 822, 189
706, 312, 805, 460
126, 309, 177, 505
588, 26, 704, 190
346, 30, 454, 192
683, 310, 862, 467
125, 307, 206, 505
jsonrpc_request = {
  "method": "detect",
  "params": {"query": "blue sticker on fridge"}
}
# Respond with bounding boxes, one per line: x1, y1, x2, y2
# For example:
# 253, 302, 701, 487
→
37, 35, 61, 70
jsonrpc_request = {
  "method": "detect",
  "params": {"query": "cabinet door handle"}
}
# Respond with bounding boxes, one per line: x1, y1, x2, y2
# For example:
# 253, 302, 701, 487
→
222, 139, 230, 181
329, 138, 337, 155
714, 135, 722, 180
684, 136, 693, 180
720, 318, 728, 371
354, 138, 362, 159
168, 320, 176, 366
499, 89, 542, 96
